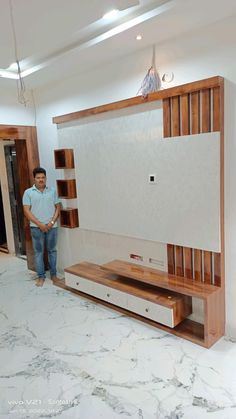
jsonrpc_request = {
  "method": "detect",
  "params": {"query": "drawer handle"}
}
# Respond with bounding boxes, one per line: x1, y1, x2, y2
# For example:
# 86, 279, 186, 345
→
107, 293, 110, 297
145, 308, 149, 313
76, 282, 79, 286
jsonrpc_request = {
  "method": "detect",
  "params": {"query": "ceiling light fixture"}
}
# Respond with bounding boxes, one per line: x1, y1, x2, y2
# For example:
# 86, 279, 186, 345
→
136, 34, 142, 40
103, 9, 119, 20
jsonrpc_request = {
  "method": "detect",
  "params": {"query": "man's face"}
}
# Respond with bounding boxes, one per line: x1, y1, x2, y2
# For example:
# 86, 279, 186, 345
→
34, 173, 46, 190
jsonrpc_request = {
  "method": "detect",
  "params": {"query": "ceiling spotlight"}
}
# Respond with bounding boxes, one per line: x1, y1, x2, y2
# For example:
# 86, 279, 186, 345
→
103, 9, 119, 19
136, 34, 142, 40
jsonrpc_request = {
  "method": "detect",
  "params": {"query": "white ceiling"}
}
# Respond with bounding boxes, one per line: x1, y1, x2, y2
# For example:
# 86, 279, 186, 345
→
1, 0, 236, 88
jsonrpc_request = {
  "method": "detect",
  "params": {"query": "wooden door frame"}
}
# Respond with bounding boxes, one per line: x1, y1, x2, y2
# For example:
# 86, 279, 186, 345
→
0, 124, 40, 269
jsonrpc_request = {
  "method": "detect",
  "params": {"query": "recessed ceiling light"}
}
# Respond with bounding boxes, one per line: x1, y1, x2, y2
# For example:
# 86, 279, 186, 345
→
9, 62, 18, 70
103, 9, 119, 20
136, 34, 142, 40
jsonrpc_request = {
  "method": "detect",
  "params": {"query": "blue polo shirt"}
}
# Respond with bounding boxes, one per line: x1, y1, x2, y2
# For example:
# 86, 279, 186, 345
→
22, 185, 60, 227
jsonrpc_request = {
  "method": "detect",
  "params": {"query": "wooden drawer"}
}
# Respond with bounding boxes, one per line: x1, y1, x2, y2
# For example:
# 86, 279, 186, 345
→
127, 295, 174, 328
65, 272, 127, 309
90, 284, 127, 309
64, 269, 191, 329
65, 273, 92, 294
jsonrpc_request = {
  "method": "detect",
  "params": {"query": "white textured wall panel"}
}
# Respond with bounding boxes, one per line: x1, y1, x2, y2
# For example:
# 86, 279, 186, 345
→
59, 109, 220, 252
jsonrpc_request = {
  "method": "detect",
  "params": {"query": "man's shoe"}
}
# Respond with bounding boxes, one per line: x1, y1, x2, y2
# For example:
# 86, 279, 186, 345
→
35, 278, 45, 287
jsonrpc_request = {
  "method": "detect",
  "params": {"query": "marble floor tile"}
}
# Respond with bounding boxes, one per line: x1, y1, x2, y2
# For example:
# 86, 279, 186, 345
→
0, 253, 236, 418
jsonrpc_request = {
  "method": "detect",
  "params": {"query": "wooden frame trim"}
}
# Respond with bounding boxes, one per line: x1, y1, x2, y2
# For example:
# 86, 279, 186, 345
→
0, 125, 39, 184
53, 76, 224, 125
0, 124, 40, 270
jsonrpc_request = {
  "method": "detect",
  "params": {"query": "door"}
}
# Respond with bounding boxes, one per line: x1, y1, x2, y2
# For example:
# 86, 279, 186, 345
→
0, 182, 7, 251
4, 145, 26, 256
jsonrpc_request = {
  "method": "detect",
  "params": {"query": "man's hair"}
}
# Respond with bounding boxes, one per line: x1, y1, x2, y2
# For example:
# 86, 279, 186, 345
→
33, 167, 46, 177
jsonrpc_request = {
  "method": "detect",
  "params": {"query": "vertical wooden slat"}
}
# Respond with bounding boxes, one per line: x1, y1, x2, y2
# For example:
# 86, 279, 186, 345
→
214, 253, 221, 286
213, 87, 220, 131
204, 251, 212, 283
171, 96, 180, 136
171, 96, 183, 276
181, 95, 192, 280
175, 246, 184, 276
167, 244, 175, 274
191, 91, 200, 134
194, 249, 202, 281
201, 89, 211, 133
213, 87, 221, 286
191, 92, 202, 282
200, 89, 213, 283
184, 247, 193, 279
163, 98, 171, 138
181, 94, 190, 135
163, 98, 175, 275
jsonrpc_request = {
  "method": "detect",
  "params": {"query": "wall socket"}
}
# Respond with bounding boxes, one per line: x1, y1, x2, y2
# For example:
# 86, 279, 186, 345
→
149, 174, 156, 183
130, 253, 143, 261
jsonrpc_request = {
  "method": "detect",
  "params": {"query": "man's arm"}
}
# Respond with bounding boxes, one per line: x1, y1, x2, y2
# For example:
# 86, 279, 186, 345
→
23, 205, 49, 232
46, 203, 61, 230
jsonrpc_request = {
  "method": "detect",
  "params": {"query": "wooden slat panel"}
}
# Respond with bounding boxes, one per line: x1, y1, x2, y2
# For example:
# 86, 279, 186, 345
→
171, 96, 180, 136
163, 98, 171, 137
167, 244, 175, 274
191, 91, 200, 134
175, 246, 184, 276
214, 253, 221, 286
181, 94, 190, 135
204, 251, 212, 284
201, 89, 211, 133
52, 76, 223, 125
213, 87, 220, 131
184, 247, 193, 279
194, 249, 202, 281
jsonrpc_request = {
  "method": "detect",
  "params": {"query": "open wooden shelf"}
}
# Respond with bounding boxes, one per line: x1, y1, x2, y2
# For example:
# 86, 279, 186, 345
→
54, 148, 74, 168
56, 179, 77, 198
60, 208, 79, 228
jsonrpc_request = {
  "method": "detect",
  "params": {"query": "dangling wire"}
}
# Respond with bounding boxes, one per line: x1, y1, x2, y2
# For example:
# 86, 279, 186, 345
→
137, 45, 162, 97
9, 0, 28, 106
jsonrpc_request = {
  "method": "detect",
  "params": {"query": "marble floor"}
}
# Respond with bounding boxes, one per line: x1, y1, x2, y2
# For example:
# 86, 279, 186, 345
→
1, 254, 236, 419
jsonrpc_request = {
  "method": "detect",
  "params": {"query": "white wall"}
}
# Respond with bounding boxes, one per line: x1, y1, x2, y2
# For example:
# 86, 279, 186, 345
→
33, 15, 236, 338
0, 82, 35, 126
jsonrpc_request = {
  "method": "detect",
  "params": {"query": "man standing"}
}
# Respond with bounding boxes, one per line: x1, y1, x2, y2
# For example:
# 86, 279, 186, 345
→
23, 167, 61, 287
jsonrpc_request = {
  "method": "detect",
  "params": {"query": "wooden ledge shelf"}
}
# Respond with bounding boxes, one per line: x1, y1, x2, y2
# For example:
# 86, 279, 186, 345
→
54, 148, 74, 169
52, 76, 223, 125
60, 208, 79, 228
65, 262, 190, 309
102, 260, 220, 300
56, 179, 77, 198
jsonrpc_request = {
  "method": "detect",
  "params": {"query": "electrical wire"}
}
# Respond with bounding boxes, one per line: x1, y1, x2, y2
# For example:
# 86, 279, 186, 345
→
9, 0, 28, 106
137, 45, 162, 97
